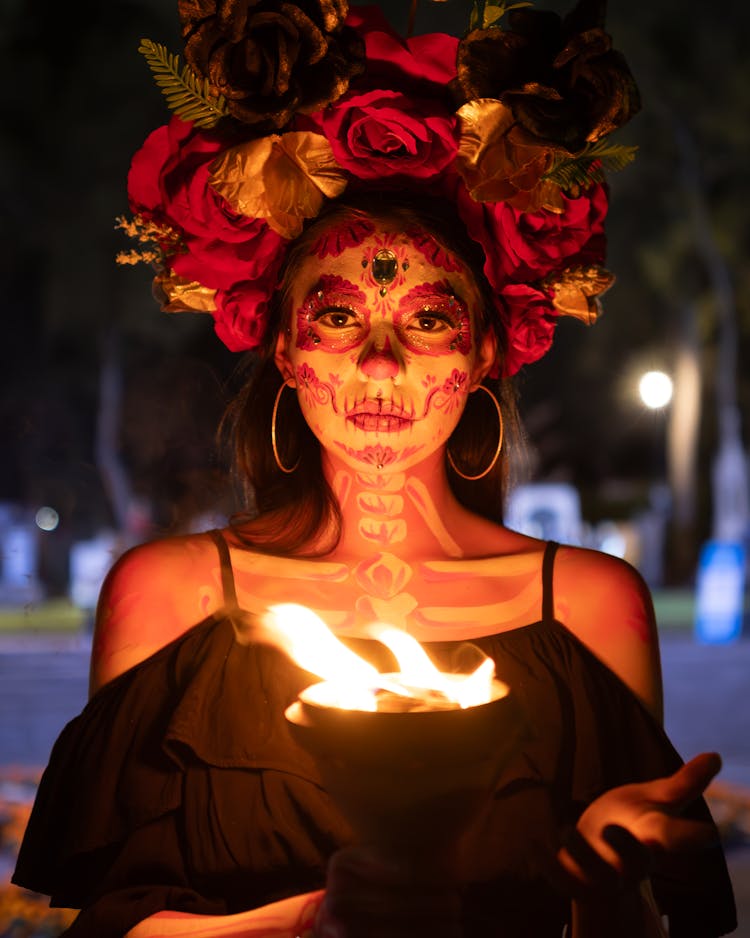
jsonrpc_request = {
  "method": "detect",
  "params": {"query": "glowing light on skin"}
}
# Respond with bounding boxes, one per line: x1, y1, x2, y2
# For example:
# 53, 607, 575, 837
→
269, 227, 507, 634
404, 478, 462, 558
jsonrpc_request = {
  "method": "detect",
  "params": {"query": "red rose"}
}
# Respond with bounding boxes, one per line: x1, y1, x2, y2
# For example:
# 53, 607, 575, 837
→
127, 117, 286, 291
499, 284, 557, 376
458, 181, 608, 288
345, 6, 458, 96
213, 281, 271, 352
128, 118, 222, 232
319, 89, 458, 180
171, 226, 285, 292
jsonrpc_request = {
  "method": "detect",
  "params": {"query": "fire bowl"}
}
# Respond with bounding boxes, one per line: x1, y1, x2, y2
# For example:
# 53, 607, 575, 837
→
285, 678, 526, 871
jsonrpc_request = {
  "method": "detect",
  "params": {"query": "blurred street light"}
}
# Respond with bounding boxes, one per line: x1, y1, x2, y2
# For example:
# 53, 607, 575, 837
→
639, 370, 674, 410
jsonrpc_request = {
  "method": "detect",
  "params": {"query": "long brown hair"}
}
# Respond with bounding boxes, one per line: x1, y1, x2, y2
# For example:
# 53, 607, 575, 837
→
224, 192, 523, 555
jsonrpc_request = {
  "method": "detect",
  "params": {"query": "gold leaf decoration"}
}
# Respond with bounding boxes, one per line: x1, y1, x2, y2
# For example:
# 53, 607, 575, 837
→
138, 39, 231, 129
543, 265, 615, 324
456, 98, 563, 212
209, 131, 348, 238
153, 269, 217, 314
469, 0, 533, 31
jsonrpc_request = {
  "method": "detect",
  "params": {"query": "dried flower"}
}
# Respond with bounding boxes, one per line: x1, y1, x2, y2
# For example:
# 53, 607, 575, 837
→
178, 0, 365, 127
455, 0, 640, 153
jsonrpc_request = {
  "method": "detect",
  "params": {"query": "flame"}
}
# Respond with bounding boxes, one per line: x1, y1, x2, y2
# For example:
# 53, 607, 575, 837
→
263, 604, 499, 711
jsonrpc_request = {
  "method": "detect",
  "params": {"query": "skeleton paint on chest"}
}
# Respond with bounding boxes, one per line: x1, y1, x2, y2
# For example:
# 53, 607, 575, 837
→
228, 470, 543, 640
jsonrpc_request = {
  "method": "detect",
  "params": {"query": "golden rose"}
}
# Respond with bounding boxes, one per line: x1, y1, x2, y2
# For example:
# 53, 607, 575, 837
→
456, 99, 563, 213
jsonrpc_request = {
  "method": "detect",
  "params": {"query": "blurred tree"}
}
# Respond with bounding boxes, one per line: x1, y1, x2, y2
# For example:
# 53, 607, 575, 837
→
1, 0, 235, 540
520, 0, 749, 580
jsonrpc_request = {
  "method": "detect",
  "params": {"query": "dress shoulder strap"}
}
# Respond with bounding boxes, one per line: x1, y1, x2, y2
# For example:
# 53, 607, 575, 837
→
541, 540, 560, 624
207, 529, 239, 610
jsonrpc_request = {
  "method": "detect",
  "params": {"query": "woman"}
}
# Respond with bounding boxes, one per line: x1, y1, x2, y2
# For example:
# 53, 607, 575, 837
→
13, 1, 736, 936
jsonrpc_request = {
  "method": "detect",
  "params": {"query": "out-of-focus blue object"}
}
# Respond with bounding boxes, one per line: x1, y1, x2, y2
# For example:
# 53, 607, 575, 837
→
694, 540, 746, 644
505, 483, 583, 546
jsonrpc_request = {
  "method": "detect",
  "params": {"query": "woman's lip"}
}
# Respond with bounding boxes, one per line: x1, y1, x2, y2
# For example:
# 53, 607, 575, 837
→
347, 399, 414, 418
347, 414, 414, 432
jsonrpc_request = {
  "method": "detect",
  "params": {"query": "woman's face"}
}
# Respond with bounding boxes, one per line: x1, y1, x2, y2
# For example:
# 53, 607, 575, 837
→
275, 220, 496, 473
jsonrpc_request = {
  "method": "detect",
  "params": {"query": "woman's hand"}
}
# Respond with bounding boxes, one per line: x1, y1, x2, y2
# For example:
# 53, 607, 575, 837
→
559, 752, 722, 895
316, 844, 463, 938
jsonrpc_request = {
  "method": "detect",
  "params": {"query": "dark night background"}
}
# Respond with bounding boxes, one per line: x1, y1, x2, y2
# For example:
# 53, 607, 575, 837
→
1, 0, 748, 591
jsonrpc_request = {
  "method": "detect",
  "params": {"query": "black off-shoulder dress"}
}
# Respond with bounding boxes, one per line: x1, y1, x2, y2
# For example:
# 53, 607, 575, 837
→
13, 537, 737, 937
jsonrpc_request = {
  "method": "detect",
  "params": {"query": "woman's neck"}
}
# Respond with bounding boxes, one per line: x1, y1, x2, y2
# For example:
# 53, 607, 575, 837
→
321, 449, 469, 561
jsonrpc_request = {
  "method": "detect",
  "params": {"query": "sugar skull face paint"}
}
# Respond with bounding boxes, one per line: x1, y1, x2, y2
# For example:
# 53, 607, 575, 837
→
295, 275, 368, 353
277, 222, 495, 474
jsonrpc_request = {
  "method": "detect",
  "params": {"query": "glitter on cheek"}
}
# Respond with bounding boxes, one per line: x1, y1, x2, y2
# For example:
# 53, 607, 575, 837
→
294, 303, 322, 351
294, 276, 369, 353
394, 281, 474, 357
451, 315, 473, 355
398, 310, 473, 357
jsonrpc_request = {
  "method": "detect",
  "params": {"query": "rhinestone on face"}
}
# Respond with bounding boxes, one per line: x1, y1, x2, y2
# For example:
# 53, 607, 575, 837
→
371, 248, 398, 285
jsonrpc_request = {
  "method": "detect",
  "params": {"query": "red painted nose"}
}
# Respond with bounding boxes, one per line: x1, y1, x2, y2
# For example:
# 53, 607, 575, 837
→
359, 336, 399, 380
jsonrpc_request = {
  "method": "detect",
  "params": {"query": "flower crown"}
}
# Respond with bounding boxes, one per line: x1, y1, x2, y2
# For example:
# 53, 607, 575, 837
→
118, 0, 640, 376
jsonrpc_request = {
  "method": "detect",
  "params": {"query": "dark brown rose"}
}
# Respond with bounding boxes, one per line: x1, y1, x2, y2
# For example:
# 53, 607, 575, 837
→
454, 0, 640, 153
178, 0, 365, 128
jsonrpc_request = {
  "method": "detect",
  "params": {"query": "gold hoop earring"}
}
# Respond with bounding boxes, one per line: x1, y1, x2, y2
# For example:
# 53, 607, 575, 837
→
271, 380, 300, 474
446, 384, 504, 481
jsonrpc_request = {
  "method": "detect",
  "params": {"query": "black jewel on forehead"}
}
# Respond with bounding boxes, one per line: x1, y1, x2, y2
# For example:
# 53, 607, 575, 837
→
372, 249, 398, 297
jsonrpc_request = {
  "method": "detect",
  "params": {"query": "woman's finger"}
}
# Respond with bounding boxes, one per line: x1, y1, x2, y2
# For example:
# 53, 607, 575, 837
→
648, 753, 722, 811
633, 813, 721, 854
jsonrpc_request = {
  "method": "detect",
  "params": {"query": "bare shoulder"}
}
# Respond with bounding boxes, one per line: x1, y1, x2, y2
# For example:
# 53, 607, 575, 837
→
90, 531, 228, 695
552, 545, 663, 721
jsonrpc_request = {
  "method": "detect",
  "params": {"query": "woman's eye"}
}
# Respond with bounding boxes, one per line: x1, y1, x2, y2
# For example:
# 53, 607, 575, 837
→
317, 309, 358, 329
411, 313, 452, 333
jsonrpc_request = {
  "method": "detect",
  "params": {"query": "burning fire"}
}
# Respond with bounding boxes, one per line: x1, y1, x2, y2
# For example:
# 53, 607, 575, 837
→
263, 603, 503, 712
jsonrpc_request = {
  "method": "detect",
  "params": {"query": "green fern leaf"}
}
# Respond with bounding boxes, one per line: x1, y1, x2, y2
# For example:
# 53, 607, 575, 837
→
546, 139, 638, 191
138, 39, 231, 128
